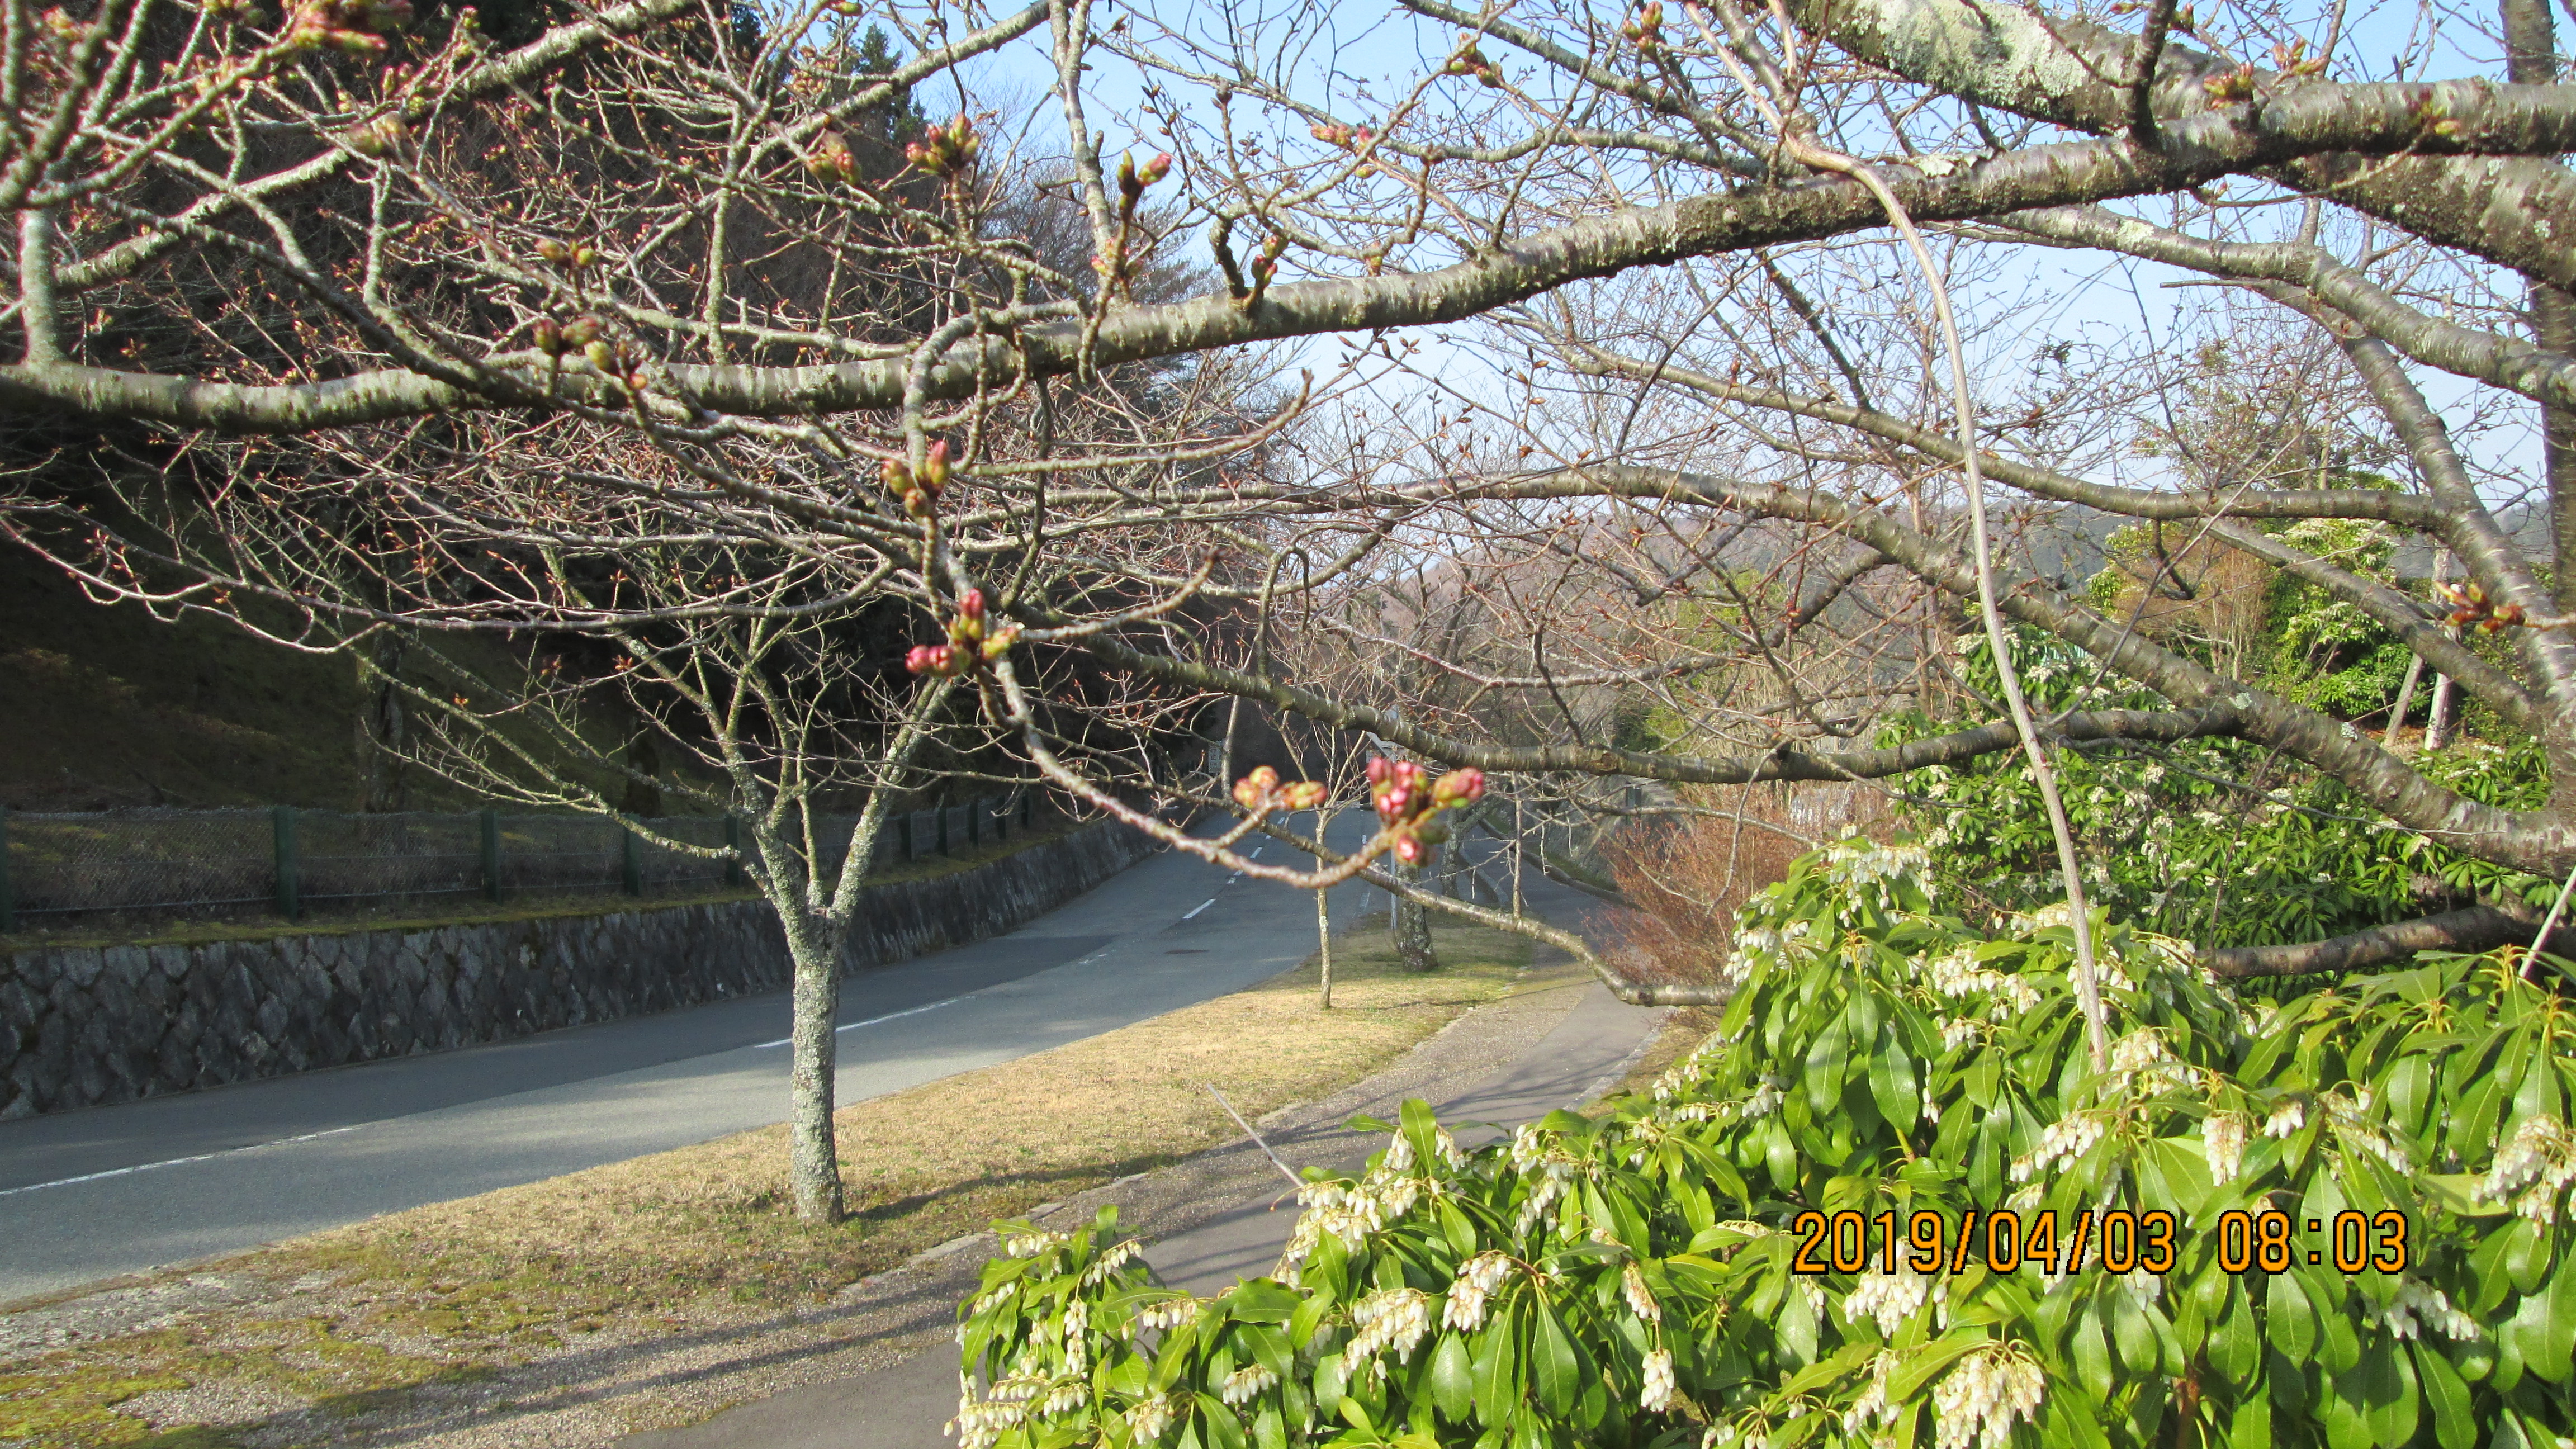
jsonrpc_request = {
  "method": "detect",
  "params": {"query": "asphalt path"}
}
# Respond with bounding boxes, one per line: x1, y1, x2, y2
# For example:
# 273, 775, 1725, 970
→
0, 815, 1382, 1304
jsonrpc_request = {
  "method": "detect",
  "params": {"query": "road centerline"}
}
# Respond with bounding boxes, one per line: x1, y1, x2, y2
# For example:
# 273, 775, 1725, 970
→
754, 993, 968, 1050
0, 1125, 364, 1199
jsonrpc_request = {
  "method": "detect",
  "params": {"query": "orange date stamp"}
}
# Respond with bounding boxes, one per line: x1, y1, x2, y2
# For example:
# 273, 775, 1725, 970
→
1785, 1208, 2413, 1275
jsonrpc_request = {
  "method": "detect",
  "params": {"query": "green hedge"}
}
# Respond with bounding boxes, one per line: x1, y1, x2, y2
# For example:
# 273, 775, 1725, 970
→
946, 839, 2575, 1448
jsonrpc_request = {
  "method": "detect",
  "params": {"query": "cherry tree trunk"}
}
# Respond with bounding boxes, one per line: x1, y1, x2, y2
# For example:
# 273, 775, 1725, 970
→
1392, 858, 1439, 973
782, 910, 846, 1223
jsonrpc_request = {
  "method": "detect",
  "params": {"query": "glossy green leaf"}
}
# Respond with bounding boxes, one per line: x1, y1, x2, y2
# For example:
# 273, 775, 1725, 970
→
1199, 1393, 1248, 1449
2540, 1254, 2576, 1381
2414, 1341, 2474, 1449
1867, 1031, 1918, 1128
1427, 1334, 1472, 1423
1803, 1022, 1849, 1116
2224, 1374, 2272, 1449
2356, 1334, 2416, 1449
2211, 1278, 2259, 1381
2109, 1287, 2157, 1375
2503, 1216, 2550, 1295
2265, 1272, 2317, 1362
2070, 1302, 2114, 1405
1470, 1308, 1516, 1429
1530, 1300, 1580, 1416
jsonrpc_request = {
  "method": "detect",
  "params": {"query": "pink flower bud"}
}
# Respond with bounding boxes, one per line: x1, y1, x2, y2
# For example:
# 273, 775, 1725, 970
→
1432, 768, 1485, 807
921, 439, 952, 493
1394, 831, 1423, 865
1141, 152, 1172, 185
959, 587, 984, 621
1367, 757, 1391, 786
1233, 766, 1281, 812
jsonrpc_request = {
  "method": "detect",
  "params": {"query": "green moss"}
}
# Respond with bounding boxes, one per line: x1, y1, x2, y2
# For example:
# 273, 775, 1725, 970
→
0, 1363, 198, 1446
0, 1317, 484, 1448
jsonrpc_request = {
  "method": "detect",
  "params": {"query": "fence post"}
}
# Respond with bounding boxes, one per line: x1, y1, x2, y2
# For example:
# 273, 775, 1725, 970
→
969, 799, 983, 848
1023, 793, 1034, 827
273, 805, 301, 921
620, 824, 643, 896
0, 804, 14, 934
994, 797, 1007, 842
937, 804, 950, 855
480, 809, 502, 901
724, 815, 745, 888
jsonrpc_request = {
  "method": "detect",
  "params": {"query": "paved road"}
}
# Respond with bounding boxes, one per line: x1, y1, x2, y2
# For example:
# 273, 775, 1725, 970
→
0, 816, 1384, 1304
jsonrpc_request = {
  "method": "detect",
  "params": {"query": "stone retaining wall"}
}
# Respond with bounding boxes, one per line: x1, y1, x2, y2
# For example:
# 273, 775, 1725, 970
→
0, 820, 1158, 1119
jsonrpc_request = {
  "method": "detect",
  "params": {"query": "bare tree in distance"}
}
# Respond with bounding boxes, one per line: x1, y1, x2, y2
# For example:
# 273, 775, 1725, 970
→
0, 0, 1398, 1222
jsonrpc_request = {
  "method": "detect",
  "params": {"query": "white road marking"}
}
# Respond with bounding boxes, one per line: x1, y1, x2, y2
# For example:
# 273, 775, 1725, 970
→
1182, 899, 1216, 920
753, 940, 1123, 1052
755, 994, 965, 1050
0, 1125, 362, 1199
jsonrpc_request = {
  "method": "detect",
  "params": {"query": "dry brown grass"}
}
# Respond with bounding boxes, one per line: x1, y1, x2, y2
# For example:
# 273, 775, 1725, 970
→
3, 917, 1533, 1448
309, 916, 1532, 1314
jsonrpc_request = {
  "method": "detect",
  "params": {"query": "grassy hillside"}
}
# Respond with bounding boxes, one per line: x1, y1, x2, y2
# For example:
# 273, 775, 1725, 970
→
0, 550, 1086, 828
0, 554, 395, 812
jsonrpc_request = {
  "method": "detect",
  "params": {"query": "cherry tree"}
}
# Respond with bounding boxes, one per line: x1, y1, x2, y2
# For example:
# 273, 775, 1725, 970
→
12, 0, 2576, 1207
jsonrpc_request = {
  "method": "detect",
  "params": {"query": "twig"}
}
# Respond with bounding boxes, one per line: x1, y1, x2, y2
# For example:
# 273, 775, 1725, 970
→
1203, 1082, 1305, 1190
1689, 0, 2114, 1071
2524, 861, 2576, 980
